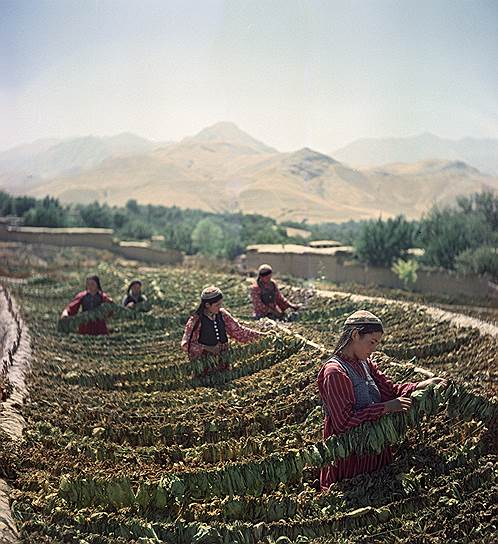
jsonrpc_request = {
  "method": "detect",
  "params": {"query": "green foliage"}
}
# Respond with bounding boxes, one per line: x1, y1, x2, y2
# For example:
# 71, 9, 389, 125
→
456, 190, 498, 231
77, 202, 113, 228
455, 246, 498, 281
191, 218, 225, 257
355, 216, 415, 267
119, 219, 154, 240
22, 196, 67, 227
392, 259, 419, 289
281, 219, 366, 245
417, 205, 495, 270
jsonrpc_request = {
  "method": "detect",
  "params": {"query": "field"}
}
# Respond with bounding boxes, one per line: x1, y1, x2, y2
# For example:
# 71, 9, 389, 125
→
0, 249, 497, 543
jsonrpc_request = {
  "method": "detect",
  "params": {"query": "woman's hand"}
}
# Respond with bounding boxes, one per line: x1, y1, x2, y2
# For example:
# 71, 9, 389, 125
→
290, 303, 301, 311
60, 309, 69, 320
383, 396, 412, 414
416, 377, 448, 390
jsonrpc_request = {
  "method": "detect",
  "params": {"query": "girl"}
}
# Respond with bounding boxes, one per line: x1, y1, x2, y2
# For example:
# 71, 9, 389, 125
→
181, 286, 263, 370
122, 279, 147, 309
61, 275, 113, 335
318, 309, 447, 486
251, 263, 299, 319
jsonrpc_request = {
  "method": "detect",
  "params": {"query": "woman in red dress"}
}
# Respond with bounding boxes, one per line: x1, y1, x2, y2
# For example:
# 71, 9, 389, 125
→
250, 264, 300, 319
181, 286, 263, 372
318, 310, 447, 487
61, 275, 113, 335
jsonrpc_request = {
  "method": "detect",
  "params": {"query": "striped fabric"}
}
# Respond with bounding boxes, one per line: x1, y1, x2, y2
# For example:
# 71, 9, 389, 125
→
318, 355, 416, 487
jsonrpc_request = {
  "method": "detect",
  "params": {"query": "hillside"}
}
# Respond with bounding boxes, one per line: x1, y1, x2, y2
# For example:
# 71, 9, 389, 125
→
3, 124, 498, 222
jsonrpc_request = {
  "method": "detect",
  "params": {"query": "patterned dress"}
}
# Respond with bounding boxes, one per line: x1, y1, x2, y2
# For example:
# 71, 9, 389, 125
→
250, 281, 292, 318
181, 308, 262, 360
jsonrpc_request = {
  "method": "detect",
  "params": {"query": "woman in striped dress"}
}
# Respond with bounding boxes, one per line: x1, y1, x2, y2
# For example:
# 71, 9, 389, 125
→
318, 310, 447, 487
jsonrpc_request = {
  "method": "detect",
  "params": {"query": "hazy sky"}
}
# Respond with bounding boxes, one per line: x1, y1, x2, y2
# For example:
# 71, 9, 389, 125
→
1, 0, 498, 152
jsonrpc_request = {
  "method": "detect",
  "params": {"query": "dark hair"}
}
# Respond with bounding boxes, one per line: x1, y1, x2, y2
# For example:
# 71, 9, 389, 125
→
127, 280, 142, 294
194, 295, 223, 317
86, 275, 102, 292
333, 323, 384, 355
259, 269, 272, 277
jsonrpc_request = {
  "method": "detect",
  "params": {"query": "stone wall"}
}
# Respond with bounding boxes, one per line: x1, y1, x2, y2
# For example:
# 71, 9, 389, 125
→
0, 225, 183, 266
245, 250, 497, 301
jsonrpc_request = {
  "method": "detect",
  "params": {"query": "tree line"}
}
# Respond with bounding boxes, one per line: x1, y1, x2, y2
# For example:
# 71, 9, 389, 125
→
1, 190, 496, 280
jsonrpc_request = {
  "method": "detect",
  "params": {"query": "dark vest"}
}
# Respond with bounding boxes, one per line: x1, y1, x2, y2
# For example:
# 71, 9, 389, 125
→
81, 292, 104, 312
258, 279, 276, 305
198, 313, 228, 346
123, 293, 145, 306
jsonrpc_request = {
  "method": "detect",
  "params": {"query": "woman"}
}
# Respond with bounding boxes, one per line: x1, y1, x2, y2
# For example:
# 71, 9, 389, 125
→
181, 286, 263, 371
318, 310, 447, 487
122, 279, 147, 309
251, 264, 300, 319
61, 275, 113, 335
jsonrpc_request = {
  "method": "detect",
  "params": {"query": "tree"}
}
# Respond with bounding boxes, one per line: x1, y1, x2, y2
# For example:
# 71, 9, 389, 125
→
113, 210, 129, 229
120, 219, 153, 240
457, 190, 498, 231
126, 199, 140, 214
417, 207, 493, 269
14, 195, 37, 216
23, 203, 67, 227
191, 218, 225, 258
78, 202, 113, 228
355, 216, 415, 267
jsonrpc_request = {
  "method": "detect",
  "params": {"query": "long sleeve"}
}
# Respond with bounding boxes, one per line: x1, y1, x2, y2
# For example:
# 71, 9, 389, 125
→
250, 285, 269, 317
367, 359, 417, 401
222, 309, 262, 343
65, 291, 86, 316
318, 360, 402, 487
101, 292, 113, 304
181, 315, 204, 360
318, 363, 385, 435
275, 285, 292, 311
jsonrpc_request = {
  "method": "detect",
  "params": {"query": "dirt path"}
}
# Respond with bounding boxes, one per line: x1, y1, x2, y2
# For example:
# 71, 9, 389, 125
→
0, 285, 32, 544
316, 289, 498, 339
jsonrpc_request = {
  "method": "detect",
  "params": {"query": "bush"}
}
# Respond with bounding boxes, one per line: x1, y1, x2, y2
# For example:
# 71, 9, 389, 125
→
392, 259, 419, 289
455, 246, 498, 281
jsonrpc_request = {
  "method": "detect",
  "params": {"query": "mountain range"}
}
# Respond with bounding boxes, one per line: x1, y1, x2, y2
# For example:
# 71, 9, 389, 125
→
332, 133, 498, 175
1, 123, 497, 222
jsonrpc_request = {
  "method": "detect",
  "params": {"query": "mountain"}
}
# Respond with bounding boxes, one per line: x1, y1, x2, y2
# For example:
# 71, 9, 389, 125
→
0, 133, 159, 180
24, 124, 277, 209
182, 121, 276, 154
333, 133, 498, 175
3, 124, 498, 222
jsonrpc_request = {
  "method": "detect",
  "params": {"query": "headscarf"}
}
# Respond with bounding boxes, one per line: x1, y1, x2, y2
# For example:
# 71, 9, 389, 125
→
201, 286, 223, 303
194, 286, 224, 316
333, 310, 384, 355
258, 263, 273, 277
